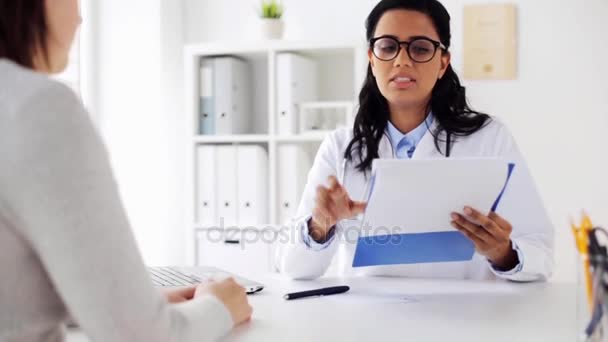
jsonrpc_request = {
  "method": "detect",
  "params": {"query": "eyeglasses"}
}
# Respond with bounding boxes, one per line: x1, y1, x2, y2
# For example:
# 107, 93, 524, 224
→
370, 36, 447, 63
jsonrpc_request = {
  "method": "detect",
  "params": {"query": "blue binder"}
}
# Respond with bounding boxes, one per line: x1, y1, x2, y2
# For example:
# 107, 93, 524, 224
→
200, 97, 215, 135
199, 59, 215, 135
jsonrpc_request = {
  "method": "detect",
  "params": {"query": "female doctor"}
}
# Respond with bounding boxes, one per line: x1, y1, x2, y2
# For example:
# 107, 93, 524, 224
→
278, 0, 554, 282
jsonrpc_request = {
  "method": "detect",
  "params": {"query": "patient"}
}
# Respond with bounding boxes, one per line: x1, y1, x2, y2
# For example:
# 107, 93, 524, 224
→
0, 1, 251, 341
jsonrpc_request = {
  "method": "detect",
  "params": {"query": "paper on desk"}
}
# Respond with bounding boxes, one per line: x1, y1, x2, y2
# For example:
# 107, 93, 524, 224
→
352, 158, 515, 267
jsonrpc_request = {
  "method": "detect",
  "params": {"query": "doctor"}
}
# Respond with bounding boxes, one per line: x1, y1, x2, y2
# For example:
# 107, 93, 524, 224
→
278, 0, 554, 282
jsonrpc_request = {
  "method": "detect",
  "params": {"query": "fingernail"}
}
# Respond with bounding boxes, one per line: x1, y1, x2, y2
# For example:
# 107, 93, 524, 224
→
450, 213, 459, 220
464, 207, 473, 215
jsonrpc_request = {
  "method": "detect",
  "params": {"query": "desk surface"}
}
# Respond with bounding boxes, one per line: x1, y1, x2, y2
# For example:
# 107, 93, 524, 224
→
68, 275, 578, 342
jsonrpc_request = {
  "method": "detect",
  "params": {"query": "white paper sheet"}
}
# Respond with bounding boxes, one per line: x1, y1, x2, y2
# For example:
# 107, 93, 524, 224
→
362, 158, 513, 235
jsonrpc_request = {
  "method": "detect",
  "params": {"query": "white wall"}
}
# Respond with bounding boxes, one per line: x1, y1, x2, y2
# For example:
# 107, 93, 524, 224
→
91, 0, 186, 265
183, 0, 608, 282
184, 0, 377, 43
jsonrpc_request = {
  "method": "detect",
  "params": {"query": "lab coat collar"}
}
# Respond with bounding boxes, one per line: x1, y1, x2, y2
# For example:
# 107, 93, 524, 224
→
378, 118, 445, 159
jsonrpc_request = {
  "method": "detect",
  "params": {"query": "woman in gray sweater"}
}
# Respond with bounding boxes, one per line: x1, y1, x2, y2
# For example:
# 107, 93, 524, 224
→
0, 1, 252, 341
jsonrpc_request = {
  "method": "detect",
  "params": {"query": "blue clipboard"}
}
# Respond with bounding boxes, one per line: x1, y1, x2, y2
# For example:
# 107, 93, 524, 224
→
352, 163, 515, 267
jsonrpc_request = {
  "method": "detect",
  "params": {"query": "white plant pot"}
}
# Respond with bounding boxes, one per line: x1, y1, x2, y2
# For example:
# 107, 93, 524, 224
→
260, 19, 284, 40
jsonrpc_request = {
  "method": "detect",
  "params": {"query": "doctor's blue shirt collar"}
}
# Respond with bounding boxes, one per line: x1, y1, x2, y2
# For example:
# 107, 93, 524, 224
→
386, 112, 434, 159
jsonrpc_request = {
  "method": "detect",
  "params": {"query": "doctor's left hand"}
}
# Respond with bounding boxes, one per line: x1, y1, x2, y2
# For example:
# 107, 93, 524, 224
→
450, 206, 519, 271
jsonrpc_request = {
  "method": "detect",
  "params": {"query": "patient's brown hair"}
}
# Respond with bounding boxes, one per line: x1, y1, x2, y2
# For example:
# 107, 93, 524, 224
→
0, 0, 48, 68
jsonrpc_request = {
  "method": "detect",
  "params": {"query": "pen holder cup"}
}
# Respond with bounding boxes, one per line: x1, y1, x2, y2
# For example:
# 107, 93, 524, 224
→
576, 254, 591, 341
576, 253, 607, 341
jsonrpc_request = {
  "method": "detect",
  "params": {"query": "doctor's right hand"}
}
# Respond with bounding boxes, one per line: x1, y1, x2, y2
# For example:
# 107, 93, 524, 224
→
310, 175, 367, 243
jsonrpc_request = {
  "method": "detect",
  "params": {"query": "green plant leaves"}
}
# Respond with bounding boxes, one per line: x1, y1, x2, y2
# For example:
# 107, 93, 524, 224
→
261, 0, 283, 19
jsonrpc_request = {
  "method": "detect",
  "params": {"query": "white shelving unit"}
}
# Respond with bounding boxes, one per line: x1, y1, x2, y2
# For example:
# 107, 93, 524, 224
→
183, 40, 367, 270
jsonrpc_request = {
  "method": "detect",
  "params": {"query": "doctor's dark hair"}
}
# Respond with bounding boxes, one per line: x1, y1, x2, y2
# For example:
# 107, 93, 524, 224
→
0, 0, 48, 68
344, 0, 490, 172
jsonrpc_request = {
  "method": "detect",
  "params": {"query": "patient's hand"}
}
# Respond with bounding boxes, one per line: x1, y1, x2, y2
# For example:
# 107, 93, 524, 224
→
196, 278, 253, 326
163, 285, 197, 303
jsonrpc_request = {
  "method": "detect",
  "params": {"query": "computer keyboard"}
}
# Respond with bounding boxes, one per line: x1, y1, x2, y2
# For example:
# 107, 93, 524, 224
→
149, 267, 208, 287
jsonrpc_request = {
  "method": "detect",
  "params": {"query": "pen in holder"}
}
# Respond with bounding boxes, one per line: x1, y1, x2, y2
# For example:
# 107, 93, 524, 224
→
572, 213, 608, 341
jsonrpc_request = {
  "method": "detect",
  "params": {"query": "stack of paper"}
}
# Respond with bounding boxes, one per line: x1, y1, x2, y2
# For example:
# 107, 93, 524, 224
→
352, 158, 515, 267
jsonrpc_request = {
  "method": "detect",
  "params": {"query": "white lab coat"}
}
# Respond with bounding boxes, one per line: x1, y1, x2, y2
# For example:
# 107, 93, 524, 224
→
277, 118, 554, 282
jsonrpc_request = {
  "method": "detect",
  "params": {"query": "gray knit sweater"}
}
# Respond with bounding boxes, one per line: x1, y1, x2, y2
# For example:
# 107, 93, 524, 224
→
0, 59, 232, 342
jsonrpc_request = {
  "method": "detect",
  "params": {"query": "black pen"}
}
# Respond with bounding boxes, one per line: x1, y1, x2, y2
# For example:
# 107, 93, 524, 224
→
283, 286, 350, 300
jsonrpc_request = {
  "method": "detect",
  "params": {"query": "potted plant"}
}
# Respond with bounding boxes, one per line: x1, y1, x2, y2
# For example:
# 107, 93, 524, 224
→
259, 0, 284, 39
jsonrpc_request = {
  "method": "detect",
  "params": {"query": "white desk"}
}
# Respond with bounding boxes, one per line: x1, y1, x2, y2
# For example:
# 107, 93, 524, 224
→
68, 275, 579, 342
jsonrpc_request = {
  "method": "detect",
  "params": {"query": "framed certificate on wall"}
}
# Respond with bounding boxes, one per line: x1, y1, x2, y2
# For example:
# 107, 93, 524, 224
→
463, 4, 517, 80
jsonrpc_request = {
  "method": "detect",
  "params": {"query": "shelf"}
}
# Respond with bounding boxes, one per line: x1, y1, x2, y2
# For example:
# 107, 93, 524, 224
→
184, 40, 365, 57
193, 135, 271, 144
192, 134, 330, 144
300, 101, 355, 110
274, 133, 329, 143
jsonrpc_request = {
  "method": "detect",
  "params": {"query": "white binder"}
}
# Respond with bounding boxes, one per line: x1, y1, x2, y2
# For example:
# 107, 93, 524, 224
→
213, 57, 252, 135
196, 145, 217, 225
276, 53, 318, 134
277, 145, 312, 224
237, 145, 269, 225
216, 145, 239, 227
